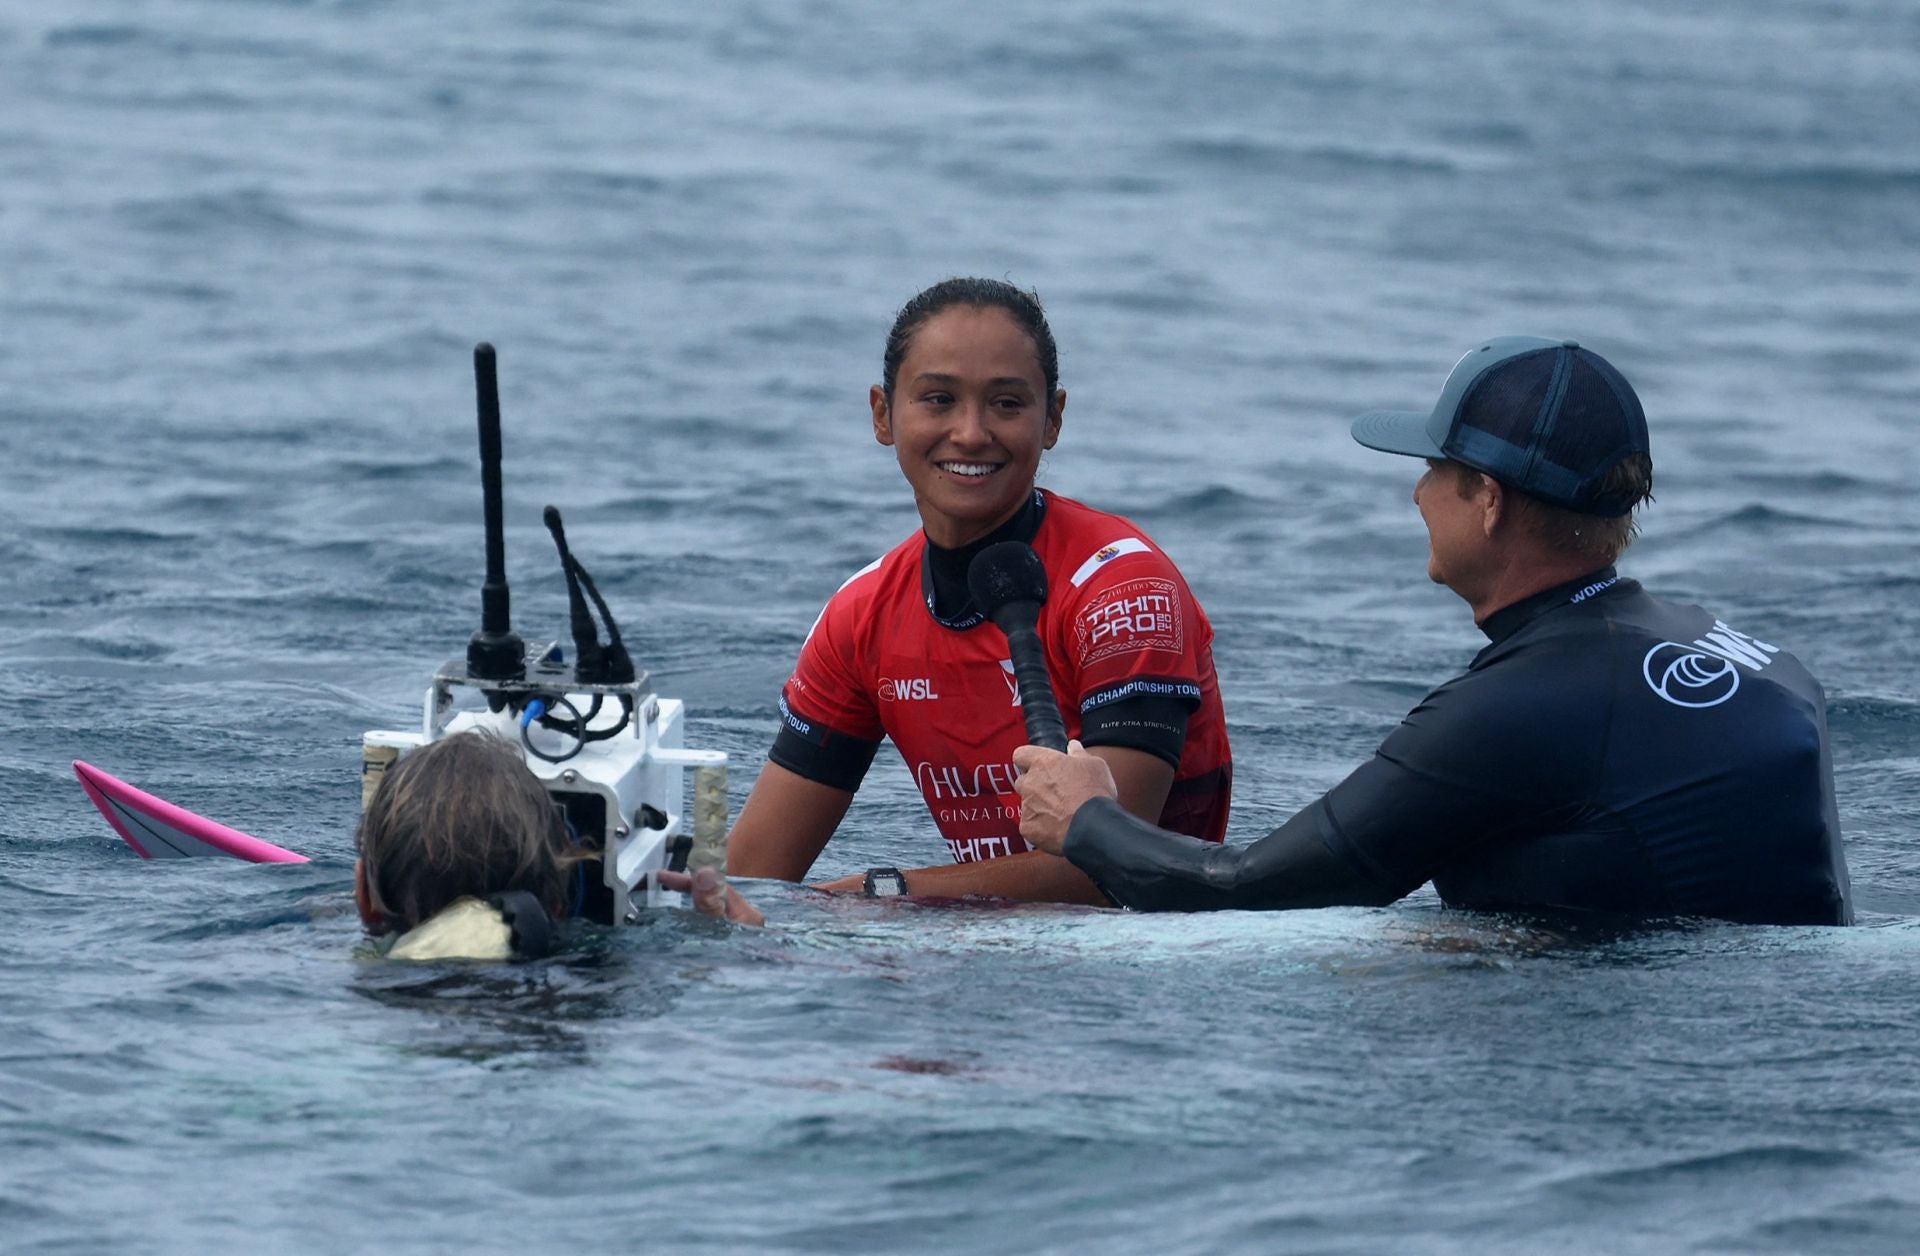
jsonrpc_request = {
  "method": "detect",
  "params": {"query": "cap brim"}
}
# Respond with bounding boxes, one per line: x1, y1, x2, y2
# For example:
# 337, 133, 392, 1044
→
1350, 409, 1446, 459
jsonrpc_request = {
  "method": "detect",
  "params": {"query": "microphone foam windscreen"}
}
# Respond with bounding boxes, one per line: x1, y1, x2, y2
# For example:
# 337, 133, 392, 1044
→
966, 541, 1050, 617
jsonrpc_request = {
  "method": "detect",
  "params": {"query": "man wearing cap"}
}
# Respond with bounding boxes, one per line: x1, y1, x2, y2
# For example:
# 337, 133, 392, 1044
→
1012, 337, 1852, 926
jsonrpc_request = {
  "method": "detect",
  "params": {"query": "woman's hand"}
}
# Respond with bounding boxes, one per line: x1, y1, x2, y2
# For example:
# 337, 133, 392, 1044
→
657, 866, 766, 927
1012, 739, 1118, 856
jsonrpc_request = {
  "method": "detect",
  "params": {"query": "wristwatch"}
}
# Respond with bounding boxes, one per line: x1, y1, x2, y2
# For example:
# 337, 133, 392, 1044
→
863, 867, 909, 898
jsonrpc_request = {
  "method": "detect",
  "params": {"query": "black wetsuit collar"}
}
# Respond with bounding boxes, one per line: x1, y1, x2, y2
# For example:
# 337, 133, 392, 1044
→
1478, 567, 1628, 644
921, 490, 1048, 630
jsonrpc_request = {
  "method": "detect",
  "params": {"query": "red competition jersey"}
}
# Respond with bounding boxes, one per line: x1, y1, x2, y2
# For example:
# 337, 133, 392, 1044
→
780, 491, 1232, 864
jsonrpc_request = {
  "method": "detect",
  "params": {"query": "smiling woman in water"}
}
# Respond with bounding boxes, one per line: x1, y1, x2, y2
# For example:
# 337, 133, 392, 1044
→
725, 277, 1234, 905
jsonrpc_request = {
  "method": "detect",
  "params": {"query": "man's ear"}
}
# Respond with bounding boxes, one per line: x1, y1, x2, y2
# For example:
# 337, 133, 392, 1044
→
1477, 473, 1507, 538
870, 384, 894, 446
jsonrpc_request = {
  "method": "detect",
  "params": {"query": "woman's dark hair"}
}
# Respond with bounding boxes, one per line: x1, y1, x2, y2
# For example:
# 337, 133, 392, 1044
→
356, 731, 580, 931
880, 277, 1059, 409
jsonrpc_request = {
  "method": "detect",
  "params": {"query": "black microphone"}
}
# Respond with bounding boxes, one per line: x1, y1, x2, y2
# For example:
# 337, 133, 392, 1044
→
966, 541, 1068, 752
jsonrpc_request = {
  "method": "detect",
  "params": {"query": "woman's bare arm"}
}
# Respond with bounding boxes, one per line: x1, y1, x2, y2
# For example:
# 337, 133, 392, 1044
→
725, 761, 857, 881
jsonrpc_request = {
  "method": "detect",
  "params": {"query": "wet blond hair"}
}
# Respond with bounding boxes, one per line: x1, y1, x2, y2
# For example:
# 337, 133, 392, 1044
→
356, 731, 577, 931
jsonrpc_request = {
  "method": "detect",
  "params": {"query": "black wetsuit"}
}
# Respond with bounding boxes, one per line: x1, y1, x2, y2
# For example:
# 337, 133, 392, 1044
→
1064, 570, 1853, 926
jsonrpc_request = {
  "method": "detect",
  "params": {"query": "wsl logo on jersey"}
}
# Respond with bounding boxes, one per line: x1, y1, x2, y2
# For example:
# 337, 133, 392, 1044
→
879, 677, 941, 702
1643, 620, 1781, 709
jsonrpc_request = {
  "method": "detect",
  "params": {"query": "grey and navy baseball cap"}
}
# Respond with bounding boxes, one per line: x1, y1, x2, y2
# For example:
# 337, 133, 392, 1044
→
1351, 336, 1651, 517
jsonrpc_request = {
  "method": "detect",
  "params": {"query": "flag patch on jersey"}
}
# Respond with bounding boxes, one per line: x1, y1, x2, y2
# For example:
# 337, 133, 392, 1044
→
1077, 576, 1183, 664
1069, 536, 1150, 587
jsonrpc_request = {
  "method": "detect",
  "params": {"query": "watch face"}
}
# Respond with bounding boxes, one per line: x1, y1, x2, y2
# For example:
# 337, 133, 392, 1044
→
864, 868, 908, 898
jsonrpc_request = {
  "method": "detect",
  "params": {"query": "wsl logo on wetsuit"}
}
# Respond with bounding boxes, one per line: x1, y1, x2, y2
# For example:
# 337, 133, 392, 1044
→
1643, 620, 1782, 709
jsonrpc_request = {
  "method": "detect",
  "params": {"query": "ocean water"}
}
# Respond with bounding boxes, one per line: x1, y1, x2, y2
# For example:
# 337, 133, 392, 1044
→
4, 1, 1918, 1252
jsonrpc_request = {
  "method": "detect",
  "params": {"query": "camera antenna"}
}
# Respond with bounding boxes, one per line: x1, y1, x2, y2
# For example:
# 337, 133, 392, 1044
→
465, 343, 525, 682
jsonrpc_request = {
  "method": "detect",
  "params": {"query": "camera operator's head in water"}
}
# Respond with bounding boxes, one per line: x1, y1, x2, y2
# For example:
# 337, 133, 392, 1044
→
355, 732, 578, 941
356, 731, 764, 958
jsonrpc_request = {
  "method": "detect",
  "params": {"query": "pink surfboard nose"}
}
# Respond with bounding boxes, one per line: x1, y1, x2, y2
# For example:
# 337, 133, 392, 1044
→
74, 760, 308, 863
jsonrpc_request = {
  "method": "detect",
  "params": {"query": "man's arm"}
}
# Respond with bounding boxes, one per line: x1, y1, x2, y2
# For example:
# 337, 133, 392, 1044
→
1060, 793, 1404, 912
1015, 642, 1604, 913
811, 745, 1173, 905
1016, 744, 1466, 912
